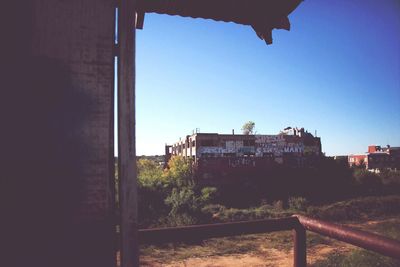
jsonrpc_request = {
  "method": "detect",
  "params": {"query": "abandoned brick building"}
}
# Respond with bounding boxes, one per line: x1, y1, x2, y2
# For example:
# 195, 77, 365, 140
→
166, 127, 322, 182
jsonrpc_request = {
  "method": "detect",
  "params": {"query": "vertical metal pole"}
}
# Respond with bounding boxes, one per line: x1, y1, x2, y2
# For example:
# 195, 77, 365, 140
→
293, 226, 306, 267
118, 0, 138, 266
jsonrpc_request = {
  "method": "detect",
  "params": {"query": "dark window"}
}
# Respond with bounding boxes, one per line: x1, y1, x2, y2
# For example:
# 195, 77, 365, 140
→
243, 140, 255, 146
201, 140, 214, 146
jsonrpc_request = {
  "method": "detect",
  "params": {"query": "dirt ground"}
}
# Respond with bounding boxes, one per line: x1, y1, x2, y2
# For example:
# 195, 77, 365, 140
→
139, 218, 396, 267
141, 245, 352, 267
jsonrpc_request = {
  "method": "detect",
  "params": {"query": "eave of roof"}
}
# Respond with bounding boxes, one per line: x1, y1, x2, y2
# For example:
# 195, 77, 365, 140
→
136, 0, 303, 44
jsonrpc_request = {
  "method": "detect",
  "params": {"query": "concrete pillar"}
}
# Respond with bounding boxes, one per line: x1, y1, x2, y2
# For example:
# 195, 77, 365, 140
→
4, 1, 116, 267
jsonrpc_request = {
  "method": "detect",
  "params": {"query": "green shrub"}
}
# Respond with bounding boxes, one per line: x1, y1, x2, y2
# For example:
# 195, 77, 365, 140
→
272, 200, 284, 210
165, 186, 199, 215
137, 158, 164, 188
201, 204, 225, 213
203, 206, 257, 222
160, 213, 198, 227
201, 203, 297, 222
288, 196, 309, 211
200, 187, 217, 204
163, 156, 193, 187
306, 195, 400, 221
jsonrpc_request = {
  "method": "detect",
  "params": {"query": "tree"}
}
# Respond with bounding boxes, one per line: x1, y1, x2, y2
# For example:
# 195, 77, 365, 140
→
241, 121, 255, 135
163, 156, 193, 187
137, 159, 168, 227
137, 158, 164, 188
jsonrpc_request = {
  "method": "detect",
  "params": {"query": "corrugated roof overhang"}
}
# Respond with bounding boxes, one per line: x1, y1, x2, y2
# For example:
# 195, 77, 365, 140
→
136, 0, 303, 44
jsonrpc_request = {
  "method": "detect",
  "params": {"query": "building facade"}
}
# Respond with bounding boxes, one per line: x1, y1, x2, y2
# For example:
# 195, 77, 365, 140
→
166, 127, 322, 182
348, 145, 400, 171
348, 154, 367, 167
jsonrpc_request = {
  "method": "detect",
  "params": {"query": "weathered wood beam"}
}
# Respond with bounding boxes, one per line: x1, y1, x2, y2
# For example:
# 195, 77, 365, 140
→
118, 0, 139, 266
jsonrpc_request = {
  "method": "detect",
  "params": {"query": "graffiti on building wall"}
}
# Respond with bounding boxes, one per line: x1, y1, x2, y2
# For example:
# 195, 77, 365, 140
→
172, 132, 320, 161
198, 147, 223, 154
284, 144, 304, 153
255, 135, 285, 144
198, 136, 310, 158
239, 147, 255, 153
226, 140, 244, 149
255, 135, 304, 156
228, 157, 256, 167
198, 145, 255, 156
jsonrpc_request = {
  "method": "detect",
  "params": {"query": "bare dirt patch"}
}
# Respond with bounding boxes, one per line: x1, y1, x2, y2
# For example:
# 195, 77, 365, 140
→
141, 245, 352, 267
140, 244, 353, 267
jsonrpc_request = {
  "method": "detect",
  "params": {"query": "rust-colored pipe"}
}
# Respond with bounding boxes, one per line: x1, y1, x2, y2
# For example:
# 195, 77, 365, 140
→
295, 215, 400, 260
139, 217, 298, 244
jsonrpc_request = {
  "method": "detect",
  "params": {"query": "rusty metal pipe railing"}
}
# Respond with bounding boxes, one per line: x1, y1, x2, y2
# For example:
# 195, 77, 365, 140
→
138, 215, 400, 266
295, 215, 400, 260
139, 217, 298, 245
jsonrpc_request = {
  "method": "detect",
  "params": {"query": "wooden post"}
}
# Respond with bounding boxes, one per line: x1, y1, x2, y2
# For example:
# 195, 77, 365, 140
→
118, 0, 139, 266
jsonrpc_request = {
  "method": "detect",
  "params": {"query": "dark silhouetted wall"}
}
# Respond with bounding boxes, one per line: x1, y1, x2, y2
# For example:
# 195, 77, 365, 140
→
3, 1, 116, 267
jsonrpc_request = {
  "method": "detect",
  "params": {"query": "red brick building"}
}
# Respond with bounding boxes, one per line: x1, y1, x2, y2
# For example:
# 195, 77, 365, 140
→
348, 145, 400, 171
348, 154, 367, 167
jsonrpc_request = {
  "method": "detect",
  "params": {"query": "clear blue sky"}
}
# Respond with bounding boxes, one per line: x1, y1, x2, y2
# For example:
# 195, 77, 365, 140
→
129, 0, 400, 156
